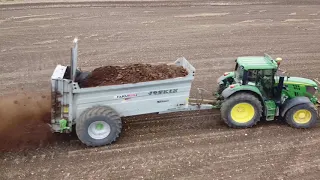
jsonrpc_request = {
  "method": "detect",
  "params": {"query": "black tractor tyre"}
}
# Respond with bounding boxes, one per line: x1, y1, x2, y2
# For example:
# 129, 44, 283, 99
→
284, 103, 318, 129
220, 92, 263, 128
76, 106, 122, 147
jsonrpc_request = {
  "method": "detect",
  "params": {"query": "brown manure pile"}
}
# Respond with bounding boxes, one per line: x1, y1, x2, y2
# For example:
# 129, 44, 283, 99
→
81, 63, 188, 87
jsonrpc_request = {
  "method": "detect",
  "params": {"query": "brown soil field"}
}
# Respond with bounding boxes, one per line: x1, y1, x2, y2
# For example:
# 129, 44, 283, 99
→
1, 0, 320, 179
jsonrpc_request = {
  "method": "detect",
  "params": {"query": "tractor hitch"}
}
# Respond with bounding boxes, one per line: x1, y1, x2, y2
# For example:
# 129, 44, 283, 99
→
188, 88, 222, 109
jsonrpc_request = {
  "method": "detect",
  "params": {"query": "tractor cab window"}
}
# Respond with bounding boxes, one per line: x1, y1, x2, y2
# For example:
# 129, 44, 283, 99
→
247, 70, 258, 82
243, 69, 275, 98
235, 63, 244, 81
246, 69, 274, 83
258, 69, 276, 98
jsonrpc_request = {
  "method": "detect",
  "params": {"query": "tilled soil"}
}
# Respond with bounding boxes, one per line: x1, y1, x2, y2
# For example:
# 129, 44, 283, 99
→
1, 0, 320, 179
82, 63, 188, 87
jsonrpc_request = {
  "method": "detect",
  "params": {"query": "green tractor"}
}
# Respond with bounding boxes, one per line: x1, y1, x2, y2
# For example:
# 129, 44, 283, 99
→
216, 54, 319, 128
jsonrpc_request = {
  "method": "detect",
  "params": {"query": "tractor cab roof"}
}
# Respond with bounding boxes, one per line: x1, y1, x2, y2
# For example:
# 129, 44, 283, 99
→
236, 54, 278, 70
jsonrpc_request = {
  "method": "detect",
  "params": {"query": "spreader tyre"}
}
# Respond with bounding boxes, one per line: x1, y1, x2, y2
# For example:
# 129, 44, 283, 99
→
76, 106, 122, 147
221, 92, 263, 128
284, 103, 318, 129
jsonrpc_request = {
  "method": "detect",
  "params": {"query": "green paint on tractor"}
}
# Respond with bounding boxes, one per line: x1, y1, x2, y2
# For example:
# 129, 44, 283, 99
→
282, 76, 317, 86
236, 55, 278, 70
276, 77, 318, 99
216, 54, 319, 128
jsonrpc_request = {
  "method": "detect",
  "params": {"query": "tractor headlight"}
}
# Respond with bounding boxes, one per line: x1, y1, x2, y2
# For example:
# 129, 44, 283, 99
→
306, 86, 317, 95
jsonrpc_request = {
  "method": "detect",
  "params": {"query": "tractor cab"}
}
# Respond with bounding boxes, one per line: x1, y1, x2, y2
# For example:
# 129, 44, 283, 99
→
233, 54, 280, 99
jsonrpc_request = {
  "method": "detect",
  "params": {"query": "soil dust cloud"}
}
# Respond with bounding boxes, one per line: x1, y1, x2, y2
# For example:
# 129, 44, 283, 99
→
0, 91, 53, 152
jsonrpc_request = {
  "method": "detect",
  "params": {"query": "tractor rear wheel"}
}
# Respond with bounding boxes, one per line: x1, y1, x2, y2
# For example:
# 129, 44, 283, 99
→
221, 92, 263, 128
284, 103, 318, 129
76, 106, 122, 147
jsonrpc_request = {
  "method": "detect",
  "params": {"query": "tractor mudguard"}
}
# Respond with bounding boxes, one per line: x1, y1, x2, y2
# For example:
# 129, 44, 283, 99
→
280, 96, 314, 117
221, 84, 263, 99
221, 85, 266, 117
217, 72, 234, 84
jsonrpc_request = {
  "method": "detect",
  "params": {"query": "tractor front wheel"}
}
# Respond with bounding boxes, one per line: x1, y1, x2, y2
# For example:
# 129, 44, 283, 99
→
284, 103, 318, 129
221, 92, 263, 128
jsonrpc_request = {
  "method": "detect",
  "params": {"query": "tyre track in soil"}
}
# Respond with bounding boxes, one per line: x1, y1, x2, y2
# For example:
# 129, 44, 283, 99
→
1, 3, 320, 96
2, 120, 320, 179
0, 110, 222, 154
0, 107, 303, 155
1, 1, 320, 179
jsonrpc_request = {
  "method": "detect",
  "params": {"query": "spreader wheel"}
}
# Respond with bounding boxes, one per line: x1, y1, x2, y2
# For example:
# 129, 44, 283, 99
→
221, 92, 263, 128
76, 106, 122, 147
